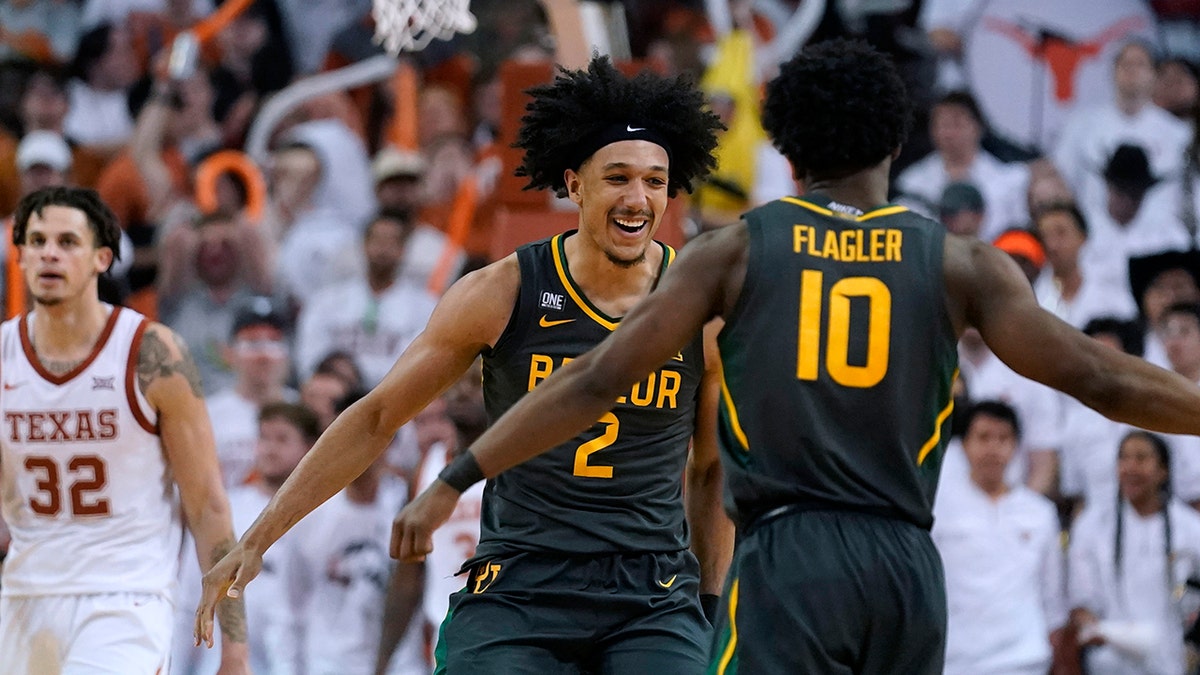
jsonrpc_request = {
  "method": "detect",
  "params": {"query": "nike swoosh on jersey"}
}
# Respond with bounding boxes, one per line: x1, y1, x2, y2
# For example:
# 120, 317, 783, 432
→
627, 125, 646, 132
656, 575, 678, 589
539, 315, 576, 328
2, 382, 22, 390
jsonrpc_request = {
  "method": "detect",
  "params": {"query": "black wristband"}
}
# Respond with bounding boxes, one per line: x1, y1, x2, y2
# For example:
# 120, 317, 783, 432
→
438, 451, 486, 493
700, 593, 720, 624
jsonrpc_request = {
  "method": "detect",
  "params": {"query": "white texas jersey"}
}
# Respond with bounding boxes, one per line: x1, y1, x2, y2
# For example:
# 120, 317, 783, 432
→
418, 443, 483, 628
0, 306, 183, 597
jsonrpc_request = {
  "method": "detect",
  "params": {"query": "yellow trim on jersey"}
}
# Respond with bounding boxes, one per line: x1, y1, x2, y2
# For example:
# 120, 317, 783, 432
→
549, 234, 677, 332
917, 369, 959, 466
717, 357, 750, 451
783, 196, 833, 216
857, 205, 908, 221
716, 579, 740, 674
550, 234, 619, 331
782, 197, 909, 222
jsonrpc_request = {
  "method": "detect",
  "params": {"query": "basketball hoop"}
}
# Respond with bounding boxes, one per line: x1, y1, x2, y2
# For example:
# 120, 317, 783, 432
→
372, 0, 478, 54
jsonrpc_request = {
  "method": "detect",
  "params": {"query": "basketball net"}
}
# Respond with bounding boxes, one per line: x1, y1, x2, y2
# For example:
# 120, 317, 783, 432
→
372, 0, 478, 54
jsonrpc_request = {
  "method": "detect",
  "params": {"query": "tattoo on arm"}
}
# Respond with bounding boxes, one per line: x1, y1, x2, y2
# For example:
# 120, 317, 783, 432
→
137, 328, 204, 397
211, 539, 248, 644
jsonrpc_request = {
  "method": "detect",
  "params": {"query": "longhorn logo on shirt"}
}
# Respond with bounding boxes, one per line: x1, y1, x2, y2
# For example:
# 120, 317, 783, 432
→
92, 376, 115, 391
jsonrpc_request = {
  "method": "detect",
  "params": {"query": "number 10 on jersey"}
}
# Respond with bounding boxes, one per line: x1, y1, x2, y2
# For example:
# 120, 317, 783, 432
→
797, 270, 891, 388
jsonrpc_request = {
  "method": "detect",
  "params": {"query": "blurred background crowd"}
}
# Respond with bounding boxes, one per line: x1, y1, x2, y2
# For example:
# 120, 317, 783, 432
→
2, 0, 1200, 673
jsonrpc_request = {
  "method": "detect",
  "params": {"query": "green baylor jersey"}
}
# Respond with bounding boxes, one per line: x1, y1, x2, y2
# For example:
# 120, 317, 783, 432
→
718, 196, 959, 530
475, 232, 706, 561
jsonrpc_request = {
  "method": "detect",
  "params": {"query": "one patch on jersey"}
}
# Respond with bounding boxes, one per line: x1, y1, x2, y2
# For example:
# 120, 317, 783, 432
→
539, 291, 565, 310
92, 376, 115, 391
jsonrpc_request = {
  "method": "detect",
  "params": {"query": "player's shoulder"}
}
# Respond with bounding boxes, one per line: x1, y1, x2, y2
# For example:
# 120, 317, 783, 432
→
422, 254, 521, 347
445, 253, 521, 308
132, 321, 205, 399
136, 321, 188, 358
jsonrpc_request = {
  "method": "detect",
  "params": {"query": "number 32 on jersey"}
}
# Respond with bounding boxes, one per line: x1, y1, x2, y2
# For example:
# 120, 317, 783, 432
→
798, 270, 892, 388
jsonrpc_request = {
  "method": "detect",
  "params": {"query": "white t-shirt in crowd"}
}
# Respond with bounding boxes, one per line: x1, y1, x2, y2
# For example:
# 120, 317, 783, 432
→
277, 477, 426, 675
1069, 500, 1200, 675
294, 279, 438, 387
895, 150, 1030, 243
934, 481, 1065, 675
1053, 101, 1190, 206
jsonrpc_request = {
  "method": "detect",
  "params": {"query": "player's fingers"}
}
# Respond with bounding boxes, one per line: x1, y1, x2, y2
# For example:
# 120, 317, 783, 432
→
194, 575, 224, 647
227, 556, 260, 599
399, 524, 428, 563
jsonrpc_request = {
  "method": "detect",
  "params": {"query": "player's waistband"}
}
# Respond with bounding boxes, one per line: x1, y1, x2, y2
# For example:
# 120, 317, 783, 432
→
744, 501, 932, 535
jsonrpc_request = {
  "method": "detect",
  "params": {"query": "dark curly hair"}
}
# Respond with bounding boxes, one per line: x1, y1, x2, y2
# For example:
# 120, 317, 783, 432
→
13, 186, 122, 260
514, 56, 722, 198
763, 39, 912, 181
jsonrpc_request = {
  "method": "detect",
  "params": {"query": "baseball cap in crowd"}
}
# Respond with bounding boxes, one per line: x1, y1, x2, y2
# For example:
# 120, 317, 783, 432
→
16, 131, 72, 172
1102, 144, 1159, 195
372, 147, 427, 184
230, 296, 289, 339
993, 229, 1046, 270
939, 182, 985, 216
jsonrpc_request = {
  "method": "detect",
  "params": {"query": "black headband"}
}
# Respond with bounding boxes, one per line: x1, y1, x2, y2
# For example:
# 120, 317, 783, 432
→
567, 122, 673, 171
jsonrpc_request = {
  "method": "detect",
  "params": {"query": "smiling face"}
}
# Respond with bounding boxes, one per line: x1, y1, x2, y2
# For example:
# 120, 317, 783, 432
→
564, 140, 669, 267
19, 205, 112, 307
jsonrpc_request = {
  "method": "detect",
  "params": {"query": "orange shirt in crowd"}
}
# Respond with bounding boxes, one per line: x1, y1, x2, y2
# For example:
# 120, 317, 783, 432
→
96, 147, 190, 229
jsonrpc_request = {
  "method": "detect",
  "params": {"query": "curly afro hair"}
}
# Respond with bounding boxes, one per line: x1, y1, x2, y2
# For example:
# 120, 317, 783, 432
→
514, 56, 722, 198
763, 39, 912, 181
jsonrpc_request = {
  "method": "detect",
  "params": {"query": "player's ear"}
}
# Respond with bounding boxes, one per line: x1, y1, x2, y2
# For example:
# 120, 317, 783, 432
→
564, 169, 583, 206
94, 246, 114, 275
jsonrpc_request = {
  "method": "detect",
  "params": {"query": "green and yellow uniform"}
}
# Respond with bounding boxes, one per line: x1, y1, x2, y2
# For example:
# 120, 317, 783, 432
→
710, 196, 959, 674
436, 232, 710, 673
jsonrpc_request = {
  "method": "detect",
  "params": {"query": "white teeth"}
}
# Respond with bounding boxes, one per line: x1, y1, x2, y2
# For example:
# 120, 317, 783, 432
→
614, 218, 646, 231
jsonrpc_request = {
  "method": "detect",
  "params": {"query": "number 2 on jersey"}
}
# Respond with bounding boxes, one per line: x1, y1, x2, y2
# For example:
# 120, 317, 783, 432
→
24, 454, 111, 517
574, 412, 618, 478
798, 270, 892, 388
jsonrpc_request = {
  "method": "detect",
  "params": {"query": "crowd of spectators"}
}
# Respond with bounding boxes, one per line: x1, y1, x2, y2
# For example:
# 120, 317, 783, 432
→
2, 0, 1200, 673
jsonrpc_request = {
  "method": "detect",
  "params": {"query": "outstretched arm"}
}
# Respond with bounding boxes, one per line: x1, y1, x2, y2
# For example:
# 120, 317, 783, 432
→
395, 224, 748, 562
140, 323, 249, 673
195, 259, 518, 646
946, 236, 1200, 434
